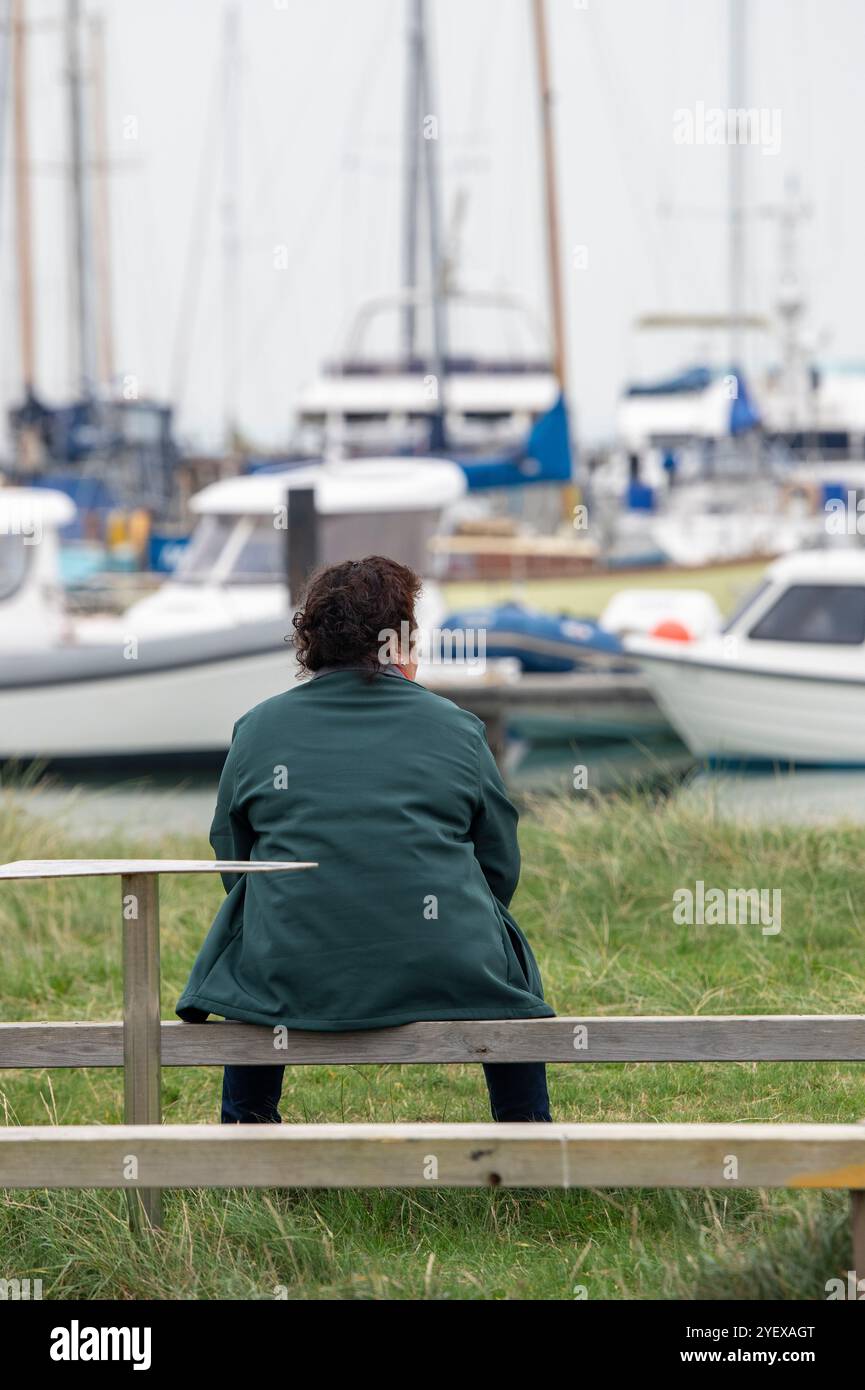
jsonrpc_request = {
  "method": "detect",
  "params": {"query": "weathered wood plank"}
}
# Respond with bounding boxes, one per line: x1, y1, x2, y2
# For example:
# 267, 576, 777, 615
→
121, 873, 162, 1230
2, 1016, 864, 1069
0, 859, 317, 879
1, 1122, 864, 1189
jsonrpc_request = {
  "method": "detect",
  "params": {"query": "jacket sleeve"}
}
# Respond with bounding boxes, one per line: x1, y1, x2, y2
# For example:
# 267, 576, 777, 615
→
210, 722, 255, 893
469, 725, 521, 907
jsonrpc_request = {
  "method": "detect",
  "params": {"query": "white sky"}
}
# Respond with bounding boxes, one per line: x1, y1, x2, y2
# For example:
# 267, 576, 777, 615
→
1, 0, 863, 453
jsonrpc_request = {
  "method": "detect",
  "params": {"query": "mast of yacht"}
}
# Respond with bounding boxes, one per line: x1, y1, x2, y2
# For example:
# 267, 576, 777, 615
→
11, 0, 35, 400
530, 0, 567, 393
727, 0, 747, 377
222, 3, 241, 457
66, 0, 97, 399
402, 0, 448, 450
418, 3, 447, 450
89, 12, 115, 392
0, 0, 11, 244
401, 0, 422, 362
531, 0, 573, 516
10, 0, 44, 474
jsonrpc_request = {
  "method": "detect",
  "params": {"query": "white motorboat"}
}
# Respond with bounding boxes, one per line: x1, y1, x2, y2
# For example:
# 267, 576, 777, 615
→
120, 456, 466, 639
0, 489, 77, 653
0, 459, 509, 762
626, 551, 865, 765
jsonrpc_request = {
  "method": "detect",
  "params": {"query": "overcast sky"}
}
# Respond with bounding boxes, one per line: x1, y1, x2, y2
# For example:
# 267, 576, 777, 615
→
1, 0, 862, 453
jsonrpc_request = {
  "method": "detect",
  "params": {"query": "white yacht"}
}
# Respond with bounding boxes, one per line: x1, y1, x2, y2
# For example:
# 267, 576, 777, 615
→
627, 552, 865, 765
292, 290, 558, 462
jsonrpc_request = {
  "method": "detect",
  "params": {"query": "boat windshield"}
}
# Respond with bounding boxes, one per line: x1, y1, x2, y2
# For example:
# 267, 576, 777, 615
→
721, 580, 770, 633
173, 515, 236, 582
0, 533, 30, 602
747, 584, 865, 645
231, 519, 284, 581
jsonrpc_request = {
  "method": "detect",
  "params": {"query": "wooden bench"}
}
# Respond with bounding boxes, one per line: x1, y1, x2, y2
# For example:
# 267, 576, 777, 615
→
3, 1121, 865, 1192
1, 858, 864, 1271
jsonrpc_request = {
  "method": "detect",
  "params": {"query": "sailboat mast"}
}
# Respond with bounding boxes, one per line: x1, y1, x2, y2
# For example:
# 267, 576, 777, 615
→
66, 0, 96, 397
530, 0, 566, 390
728, 0, 746, 371
222, 4, 241, 455
0, 0, 12, 243
417, 0, 447, 449
402, 0, 422, 362
89, 13, 115, 392
11, 0, 35, 396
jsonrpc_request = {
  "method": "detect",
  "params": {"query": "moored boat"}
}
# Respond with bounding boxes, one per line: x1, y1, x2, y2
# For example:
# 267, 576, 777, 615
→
626, 551, 865, 766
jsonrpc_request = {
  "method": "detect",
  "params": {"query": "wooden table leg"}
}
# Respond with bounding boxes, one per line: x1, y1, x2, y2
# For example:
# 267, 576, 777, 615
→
121, 873, 162, 1231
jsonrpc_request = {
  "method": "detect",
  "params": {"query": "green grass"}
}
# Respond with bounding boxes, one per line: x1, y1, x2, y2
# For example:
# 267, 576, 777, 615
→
444, 558, 767, 619
1, 787, 863, 1300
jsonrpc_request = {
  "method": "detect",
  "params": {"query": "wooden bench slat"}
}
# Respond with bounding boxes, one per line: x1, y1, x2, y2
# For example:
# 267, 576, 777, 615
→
2, 1017, 865, 1069
1, 1122, 864, 1189
0, 860, 317, 879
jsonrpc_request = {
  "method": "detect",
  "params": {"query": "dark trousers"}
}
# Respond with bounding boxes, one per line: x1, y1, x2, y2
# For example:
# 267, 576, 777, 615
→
222, 1061, 552, 1124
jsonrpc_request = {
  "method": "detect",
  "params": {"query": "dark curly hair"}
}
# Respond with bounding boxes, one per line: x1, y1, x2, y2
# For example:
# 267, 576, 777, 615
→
291, 556, 422, 676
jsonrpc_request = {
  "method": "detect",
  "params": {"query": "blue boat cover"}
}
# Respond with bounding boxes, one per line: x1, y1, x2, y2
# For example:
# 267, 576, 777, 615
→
625, 364, 761, 435
455, 393, 573, 490
438, 602, 623, 674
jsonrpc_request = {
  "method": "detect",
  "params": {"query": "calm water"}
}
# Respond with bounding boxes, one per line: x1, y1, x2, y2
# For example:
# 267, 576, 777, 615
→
6, 758, 865, 844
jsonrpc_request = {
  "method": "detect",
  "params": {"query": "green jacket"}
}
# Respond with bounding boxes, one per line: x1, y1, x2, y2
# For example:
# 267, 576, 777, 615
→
177, 668, 553, 1030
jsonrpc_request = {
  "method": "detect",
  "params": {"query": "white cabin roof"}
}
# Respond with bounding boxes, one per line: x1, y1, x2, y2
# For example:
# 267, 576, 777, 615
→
765, 550, 865, 585
0, 487, 76, 529
190, 457, 467, 517
295, 372, 557, 416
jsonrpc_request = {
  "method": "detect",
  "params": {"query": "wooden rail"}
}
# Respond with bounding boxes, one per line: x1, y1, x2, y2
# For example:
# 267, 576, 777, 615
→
2, 1122, 864, 1191
3, 1016, 865, 1067
0, 858, 316, 1229
1, 858, 864, 1273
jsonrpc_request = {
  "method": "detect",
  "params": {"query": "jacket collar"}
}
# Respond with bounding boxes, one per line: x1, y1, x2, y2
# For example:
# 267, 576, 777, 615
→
311, 663, 407, 680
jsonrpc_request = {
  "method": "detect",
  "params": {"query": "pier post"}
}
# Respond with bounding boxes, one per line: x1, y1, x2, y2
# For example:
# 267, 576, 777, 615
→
121, 872, 162, 1231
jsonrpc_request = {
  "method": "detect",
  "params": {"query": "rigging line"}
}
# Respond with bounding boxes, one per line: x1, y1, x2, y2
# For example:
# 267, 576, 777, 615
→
168, 48, 224, 410
237, 0, 400, 368
244, 0, 395, 227
340, 0, 402, 165
582, 4, 673, 311
235, 151, 341, 371
240, 20, 351, 232
464, 0, 502, 148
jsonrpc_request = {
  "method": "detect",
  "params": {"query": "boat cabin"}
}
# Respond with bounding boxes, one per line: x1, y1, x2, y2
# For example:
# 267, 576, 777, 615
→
0, 489, 75, 651
124, 456, 466, 636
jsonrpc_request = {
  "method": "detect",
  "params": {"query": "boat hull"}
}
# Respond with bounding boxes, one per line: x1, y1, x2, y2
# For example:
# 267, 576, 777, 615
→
0, 624, 668, 763
635, 652, 865, 766
0, 650, 294, 760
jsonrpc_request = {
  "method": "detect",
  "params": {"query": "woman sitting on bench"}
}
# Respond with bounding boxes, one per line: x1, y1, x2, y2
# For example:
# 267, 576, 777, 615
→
177, 554, 554, 1123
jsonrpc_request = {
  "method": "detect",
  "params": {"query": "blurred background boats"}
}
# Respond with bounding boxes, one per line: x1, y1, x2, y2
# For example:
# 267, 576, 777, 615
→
2, 0, 865, 825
